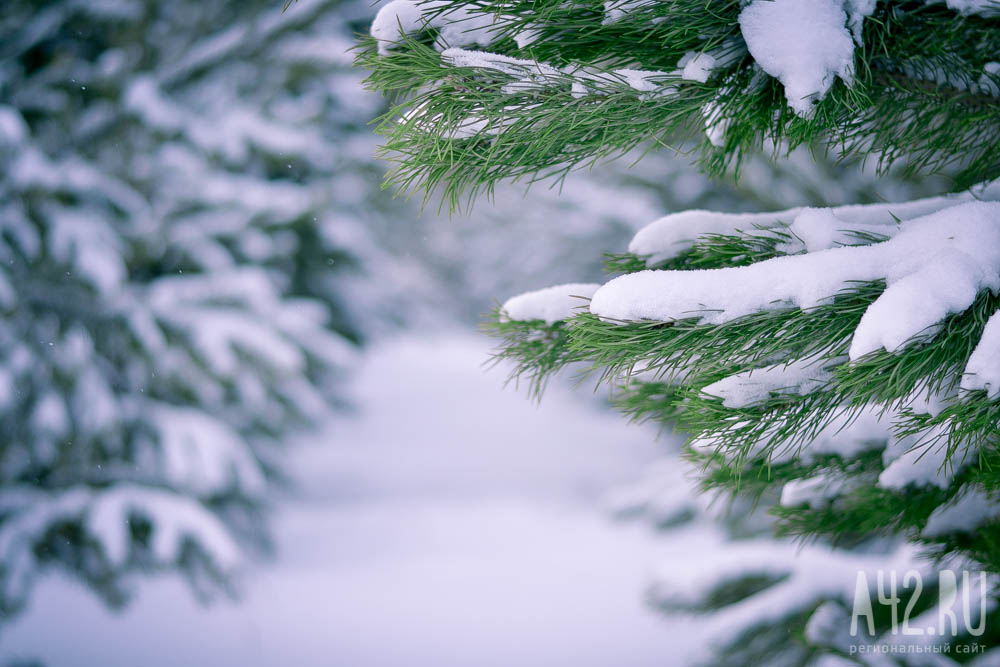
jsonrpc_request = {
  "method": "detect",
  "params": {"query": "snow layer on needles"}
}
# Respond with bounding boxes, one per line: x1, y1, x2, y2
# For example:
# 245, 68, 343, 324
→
878, 437, 954, 489
443, 48, 561, 79
87, 485, 240, 568
372, 0, 500, 55
963, 310, 1000, 399
938, 0, 1000, 16
593, 201, 1000, 360
805, 407, 890, 460
678, 52, 718, 84
844, 0, 877, 41
690, 405, 890, 466
603, 457, 704, 523
922, 486, 1000, 537
701, 356, 834, 408
442, 48, 673, 99
649, 540, 925, 664
780, 474, 852, 508
602, 0, 652, 24
628, 188, 996, 266
152, 403, 265, 496
371, 0, 425, 53
502, 283, 600, 324
736, 0, 995, 116
677, 40, 747, 85
738, 0, 860, 116
372, 0, 548, 56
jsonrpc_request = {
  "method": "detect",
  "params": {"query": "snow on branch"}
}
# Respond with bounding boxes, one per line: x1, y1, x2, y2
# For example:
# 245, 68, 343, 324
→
739, 0, 863, 116
629, 183, 1000, 267
650, 540, 930, 662
371, 0, 506, 55
591, 200, 1000, 361
501, 283, 600, 324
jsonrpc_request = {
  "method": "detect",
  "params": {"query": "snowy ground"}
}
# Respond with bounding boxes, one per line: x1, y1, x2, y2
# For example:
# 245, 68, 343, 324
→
1, 334, 708, 666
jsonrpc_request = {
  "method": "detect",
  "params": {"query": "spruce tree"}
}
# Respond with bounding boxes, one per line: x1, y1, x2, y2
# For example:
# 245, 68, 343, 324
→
361, 0, 1000, 663
0, 0, 407, 620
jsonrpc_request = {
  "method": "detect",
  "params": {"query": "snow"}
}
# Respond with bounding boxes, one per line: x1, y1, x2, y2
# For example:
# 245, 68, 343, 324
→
442, 48, 564, 95
371, 1, 548, 56
649, 538, 929, 663
371, 0, 426, 55
630, 208, 801, 264
429, 6, 500, 52
147, 267, 355, 379
0, 489, 91, 605
0, 367, 13, 410
441, 48, 672, 98
152, 403, 266, 496
940, 0, 1000, 15
803, 407, 891, 460
276, 33, 357, 67
613, 68, 669, 93
692, 404, 891, 466
47, 204, 126, 294
878, 438, 954, 490
922, 486, 1000, 537
701, 101, 728, 148
87, 485, 241, 569
981, 62, 1000, 97
738, 0, 860, 116
678, 42, 745, 85
177, 308, 304, 374
853, 246, 982, 357
127, 76, 330, 167
678, 52, 717, 84
30, 391, 70, 438
805, 600, 853, 651
372, 1, 501, 56
844, 0, 877, 42
962, 310, 1000, 399
811, 650, 858, 667
513, 27, 541, 49
780, 474, 851, 508
602, 457, 702, 523
701, 355, 835, 409
0, 105, 28, 145
627, 187, 993, 267
10, 147, 150, 233
601, 0, 651, 24
591, 201, 1000, 361
501, 283, 600, 324
1, 335, 703, 666
785, 207, 886, 253
907, 384, 952, 418
0, 481, 245, 608
71, 367, 118, 435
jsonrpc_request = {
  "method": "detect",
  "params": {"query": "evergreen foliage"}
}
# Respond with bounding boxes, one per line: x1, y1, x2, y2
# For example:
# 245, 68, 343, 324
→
360, 0, 1000, 207
363, 0, 1000, 663
0, 0, 405, 620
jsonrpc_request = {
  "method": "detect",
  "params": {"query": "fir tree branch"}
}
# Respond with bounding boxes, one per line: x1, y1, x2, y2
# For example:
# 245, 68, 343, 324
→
361, 0, 1000, 205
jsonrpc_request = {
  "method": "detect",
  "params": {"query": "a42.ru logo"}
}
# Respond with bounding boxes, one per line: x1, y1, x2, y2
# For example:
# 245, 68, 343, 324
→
851, 569, 988, 637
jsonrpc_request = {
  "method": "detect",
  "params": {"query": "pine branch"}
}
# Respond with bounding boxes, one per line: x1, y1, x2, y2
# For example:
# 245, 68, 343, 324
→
361, 0, 1000, 205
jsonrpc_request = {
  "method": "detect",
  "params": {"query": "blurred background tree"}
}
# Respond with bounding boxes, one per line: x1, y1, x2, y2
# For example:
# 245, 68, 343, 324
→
0, 0, 419, 617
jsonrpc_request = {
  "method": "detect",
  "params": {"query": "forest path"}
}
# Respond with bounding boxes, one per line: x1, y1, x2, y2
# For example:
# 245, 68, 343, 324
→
2, 333, 707, 667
